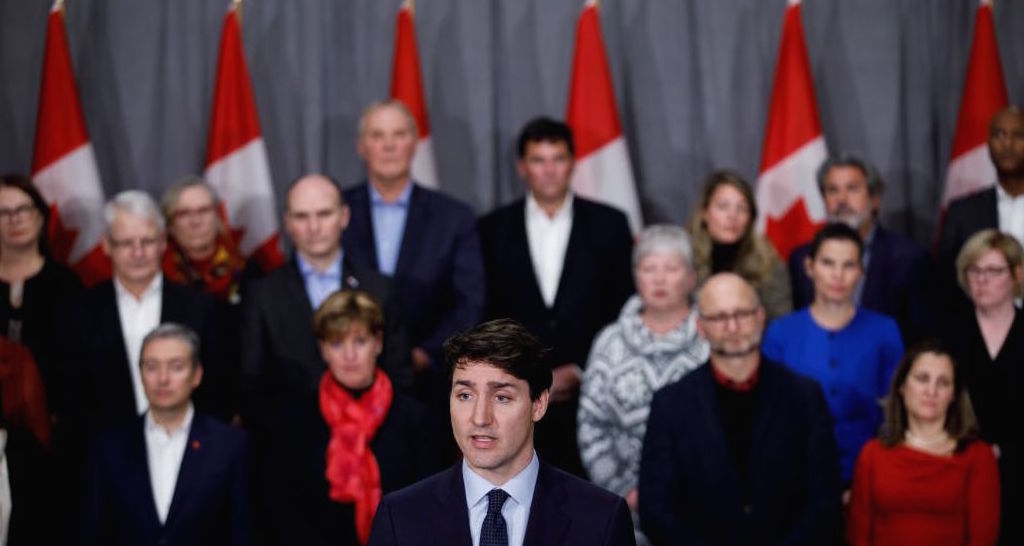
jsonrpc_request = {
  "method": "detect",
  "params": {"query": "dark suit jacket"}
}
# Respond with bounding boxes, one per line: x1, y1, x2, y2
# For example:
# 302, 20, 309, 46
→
367, 460, 636, 546
478, 196, 633, 368
343, 182, 485, 365
62, 279, 227, 430
789, 225, 935, 342
79, 413, 250, 546
937, 187, 999, 310
638, 361, 841, 546
239, 257, 411, 438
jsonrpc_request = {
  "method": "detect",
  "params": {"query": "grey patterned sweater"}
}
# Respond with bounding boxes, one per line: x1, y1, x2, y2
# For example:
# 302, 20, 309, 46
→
578, 294, 709, 498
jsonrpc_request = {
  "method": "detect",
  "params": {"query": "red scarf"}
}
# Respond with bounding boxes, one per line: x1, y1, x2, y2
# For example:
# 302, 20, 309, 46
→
319, 369, 393, 545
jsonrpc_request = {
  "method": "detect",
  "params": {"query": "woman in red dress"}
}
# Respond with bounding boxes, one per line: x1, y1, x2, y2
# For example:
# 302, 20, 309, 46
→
848, 341, 1001, 546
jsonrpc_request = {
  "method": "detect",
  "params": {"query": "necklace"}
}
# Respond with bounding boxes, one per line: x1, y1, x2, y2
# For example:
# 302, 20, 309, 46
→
904, 429, 955, 455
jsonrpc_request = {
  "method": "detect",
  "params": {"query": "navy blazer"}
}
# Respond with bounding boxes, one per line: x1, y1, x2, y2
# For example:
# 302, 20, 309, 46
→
789, 225, 935, 342
367, 460, 636, 546
638, 361, 841, 546
937, 187, 999, 311
478, 196, 633, 368
342, 183, 485, 364
61, 279, 228, 430
239, 257, 411, 436
79, 413, 250, 546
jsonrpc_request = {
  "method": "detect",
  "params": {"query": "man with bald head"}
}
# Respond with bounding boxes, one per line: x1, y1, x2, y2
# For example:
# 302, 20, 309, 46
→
638, 273, 841, 546
939, 107, 1024, 308
240, 174, 411, 543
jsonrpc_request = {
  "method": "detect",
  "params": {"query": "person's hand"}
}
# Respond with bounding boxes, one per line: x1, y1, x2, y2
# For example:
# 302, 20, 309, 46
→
550, 363, 582, 403
842, 489, 851, 507
625, 488, 639, 512
412, 347, 432, 372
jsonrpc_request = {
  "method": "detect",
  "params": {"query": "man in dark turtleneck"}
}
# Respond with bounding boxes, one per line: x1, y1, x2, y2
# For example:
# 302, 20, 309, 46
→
638, 273, 841, 546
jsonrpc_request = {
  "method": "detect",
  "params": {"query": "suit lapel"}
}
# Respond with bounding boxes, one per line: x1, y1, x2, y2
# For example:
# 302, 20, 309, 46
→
395, 185, 426, 277
697, 369, 743, 494
432, 465, 473, 546
347, 184, 380, 270
511, 203, 548, 309
164, 415, 206, 529
523, 463, 570, 546
552, 199, 584, 312
100, 282, 138, 417
748, 365, 782, 477
129, 418, 163, 530
860, 228, 887, 306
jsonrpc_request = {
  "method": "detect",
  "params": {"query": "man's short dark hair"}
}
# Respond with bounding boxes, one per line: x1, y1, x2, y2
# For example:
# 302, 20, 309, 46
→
140, 323, 201, 369
516, 117, 575, 159
444, 319, 553, 400
815, 153, 885, 196
808, 222, 864, 261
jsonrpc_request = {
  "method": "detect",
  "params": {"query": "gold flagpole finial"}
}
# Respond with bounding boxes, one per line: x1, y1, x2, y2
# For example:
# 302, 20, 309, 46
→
55, 0, 65, 14
233, 0, 243, 23
406, 0, 416, 17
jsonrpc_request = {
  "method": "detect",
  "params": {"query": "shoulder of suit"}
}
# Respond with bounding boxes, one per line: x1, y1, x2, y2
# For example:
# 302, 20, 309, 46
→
381, 463, 456, 506
479, 199, 525, 226
194, 414, 249, 449
572, 196, 629, 222
540, 461, 626, 508
947, 186, 997, 213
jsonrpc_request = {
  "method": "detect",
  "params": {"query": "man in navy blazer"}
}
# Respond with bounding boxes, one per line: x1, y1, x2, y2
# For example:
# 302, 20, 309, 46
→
368, 319, 635, 546
789, 154, 934, 342
80, 323, 249, 546
639, 273, 841, 546
343, 101, 485, 414
478, 118, 634, 476
938, 107, 1024, 309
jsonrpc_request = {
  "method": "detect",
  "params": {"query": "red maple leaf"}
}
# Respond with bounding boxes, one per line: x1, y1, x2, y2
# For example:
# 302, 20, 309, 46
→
47, 204, 80, 264
765, 199, 822, 261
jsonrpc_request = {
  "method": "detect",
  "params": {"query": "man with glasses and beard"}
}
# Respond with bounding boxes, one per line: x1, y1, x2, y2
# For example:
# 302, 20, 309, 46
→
638, 273, 841, 546
788, 154, 933, 343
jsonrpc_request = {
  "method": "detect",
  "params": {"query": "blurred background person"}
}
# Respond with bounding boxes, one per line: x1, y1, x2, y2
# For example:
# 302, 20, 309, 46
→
0, 173, 82, 411
260, 290, 440, 546
160, 176, 252, 304
578, 224, 709, 546
763, 223, 903, 487
944, 229, 1024, 544
848, 342, 1000, 546
686, 170, 791, 320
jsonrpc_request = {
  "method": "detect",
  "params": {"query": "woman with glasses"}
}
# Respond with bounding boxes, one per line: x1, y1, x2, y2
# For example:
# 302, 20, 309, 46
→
577, 225, 709, 546
945, 229, 1024, 544
762, 223, 903, 488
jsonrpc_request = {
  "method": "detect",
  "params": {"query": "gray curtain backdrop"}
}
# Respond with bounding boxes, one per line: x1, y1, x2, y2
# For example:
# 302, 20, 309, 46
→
1, 0, 1022, 244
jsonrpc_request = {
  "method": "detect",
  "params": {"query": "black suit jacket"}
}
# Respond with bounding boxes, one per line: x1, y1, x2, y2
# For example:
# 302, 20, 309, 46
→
367, 460, 636, 546
343, 182, 485, 364
478, 197, 633, 368
789, 225, 935, 342
79, 413, 250, 546
62, 279, 227, 430
937, 187, 999, 310
239, 257, 411, 438
638, 361, 841, 546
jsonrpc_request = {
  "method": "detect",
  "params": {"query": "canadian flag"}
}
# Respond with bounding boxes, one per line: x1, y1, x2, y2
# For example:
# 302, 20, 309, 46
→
940, 0, 1008, 208
31, 0, 110, 286
391, 0, 439, 189
566, 0, 643, 234
755, 0, 827, 261
204, 1, 284, 271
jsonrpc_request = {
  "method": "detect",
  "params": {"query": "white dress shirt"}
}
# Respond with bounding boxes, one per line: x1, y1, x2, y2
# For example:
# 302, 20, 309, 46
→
0, 430, 10, 546
145, 404, 194, 524
463, 452, 539, 546
114, 274, 163, 415
525, 193, 574, 308
997, 183, 1024, 247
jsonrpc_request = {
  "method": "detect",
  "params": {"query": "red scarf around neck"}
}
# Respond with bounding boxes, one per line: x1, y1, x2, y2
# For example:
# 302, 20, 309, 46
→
319, 368, 393, 545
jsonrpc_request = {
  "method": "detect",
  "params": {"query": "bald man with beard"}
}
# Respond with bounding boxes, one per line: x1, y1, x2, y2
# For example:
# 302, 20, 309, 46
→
638, 273, 841, 546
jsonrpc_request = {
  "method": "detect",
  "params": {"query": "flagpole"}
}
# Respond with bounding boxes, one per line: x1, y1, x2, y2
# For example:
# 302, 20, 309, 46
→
55, 0, 64, 14
407, 0, 415, 17
233, 0, 243, 24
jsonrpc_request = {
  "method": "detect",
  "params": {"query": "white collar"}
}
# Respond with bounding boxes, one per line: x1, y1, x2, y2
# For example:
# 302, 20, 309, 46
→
463, 451, 540, 509
525, 192, 574, 222
144, 403, 194, 437
114, 273, 163, 302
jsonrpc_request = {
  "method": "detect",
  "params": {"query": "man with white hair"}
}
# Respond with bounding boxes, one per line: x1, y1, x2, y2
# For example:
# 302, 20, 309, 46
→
62, 190, 226, 436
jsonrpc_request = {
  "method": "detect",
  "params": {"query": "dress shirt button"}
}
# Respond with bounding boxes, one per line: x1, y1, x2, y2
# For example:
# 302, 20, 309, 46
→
742, 504, 752, 515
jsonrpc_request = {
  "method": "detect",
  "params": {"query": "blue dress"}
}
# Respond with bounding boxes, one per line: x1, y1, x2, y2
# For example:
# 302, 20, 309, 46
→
762, 307, 903, 481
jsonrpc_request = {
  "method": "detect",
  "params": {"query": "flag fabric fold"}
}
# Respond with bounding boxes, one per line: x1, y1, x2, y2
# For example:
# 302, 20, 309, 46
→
940, 0, 1008, 208
390, 0, 439, 189
566, 0, 643, 234
31, 0, 110, 286
205, 2, 284, 272
755, 0, 827, 261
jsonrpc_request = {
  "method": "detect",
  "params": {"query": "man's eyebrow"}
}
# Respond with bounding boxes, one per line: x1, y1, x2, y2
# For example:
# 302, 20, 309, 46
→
486, 381, 517, 390
454, 379, 475, 388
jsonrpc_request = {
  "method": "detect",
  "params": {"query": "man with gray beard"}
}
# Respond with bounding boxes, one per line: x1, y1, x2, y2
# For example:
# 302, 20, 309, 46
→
788, 154, 934, 342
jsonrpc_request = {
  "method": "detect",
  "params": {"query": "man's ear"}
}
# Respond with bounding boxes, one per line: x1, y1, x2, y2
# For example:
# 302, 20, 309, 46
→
101, 234, 111, 256
531, 389, 550, 423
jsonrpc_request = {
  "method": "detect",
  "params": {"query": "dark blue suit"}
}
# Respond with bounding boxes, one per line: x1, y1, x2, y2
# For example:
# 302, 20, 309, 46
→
79, 413, 250, 546
789, 225, 934, 342
367, 460, 636, 546
343, 182, 485, 365
638, 361, 841, 546
937, 187, 999, 312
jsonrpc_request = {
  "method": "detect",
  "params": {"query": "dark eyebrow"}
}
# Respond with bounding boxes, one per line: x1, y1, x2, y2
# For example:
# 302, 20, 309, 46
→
486, 381, 517, 390
454, 379, 475, 388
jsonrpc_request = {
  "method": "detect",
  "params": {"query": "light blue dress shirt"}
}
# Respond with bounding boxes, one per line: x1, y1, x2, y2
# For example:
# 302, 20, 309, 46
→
296, 251, 342, 310
370, 182, 413, 276
463, 451, 539, 546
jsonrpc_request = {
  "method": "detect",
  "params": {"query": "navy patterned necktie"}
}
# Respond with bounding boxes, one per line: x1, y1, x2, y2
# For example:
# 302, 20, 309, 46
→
480, 488, 510, 546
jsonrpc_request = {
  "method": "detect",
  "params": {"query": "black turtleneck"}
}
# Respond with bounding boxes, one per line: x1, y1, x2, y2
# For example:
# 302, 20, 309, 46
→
711, 242, 741, 274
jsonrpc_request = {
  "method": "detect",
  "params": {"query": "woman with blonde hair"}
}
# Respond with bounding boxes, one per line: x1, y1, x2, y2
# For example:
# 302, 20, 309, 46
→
686, 170, 791, 319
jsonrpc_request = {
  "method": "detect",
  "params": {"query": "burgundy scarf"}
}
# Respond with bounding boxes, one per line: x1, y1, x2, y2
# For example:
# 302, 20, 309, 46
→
319, 369, 393, 545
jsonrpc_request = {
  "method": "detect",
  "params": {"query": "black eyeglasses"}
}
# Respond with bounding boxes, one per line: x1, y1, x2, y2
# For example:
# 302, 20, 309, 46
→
699, 307, 760, 326
0, 204, 38, 223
